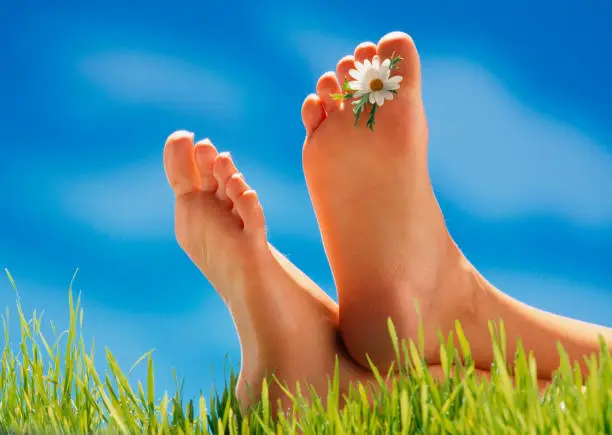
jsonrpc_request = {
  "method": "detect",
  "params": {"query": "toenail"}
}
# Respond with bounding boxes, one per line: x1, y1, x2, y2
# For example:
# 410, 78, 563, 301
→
168, 130, 194, 142
306, 93, 319, 103
323, 73, 337, 84
383, 31, 409, 39
380, 31, 413, 45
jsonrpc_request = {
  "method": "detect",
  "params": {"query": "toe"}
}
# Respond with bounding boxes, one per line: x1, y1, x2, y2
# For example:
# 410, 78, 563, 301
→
377, 31, 420, 90
354, 42, 377, 62
225, 172, 266, 236
194, 138, 219, 192
316, 72, 341, 114
336, 55, 355, 86
163, 130, 201, 198
226, 172, 249, 202
301, 94, 326, 135
213, 152, 238, 205
234, 190, 265, 236
225, 172, 247, 217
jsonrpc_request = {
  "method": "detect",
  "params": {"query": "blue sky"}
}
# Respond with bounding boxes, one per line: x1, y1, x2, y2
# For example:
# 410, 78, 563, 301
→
1, 0, 611, 401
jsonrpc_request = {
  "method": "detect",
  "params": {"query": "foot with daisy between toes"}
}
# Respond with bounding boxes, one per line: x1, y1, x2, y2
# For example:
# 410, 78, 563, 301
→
164, 31, 612, 412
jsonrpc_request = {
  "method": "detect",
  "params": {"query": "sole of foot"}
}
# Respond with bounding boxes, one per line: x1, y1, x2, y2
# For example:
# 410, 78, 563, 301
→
301, 32, 480, 371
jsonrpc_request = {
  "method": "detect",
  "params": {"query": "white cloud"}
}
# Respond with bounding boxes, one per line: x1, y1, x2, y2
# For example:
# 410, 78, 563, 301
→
56, 156, 320, 241
57, 158, 175, 240
250, 2, 354, 75
291, 31, 356, 77
290, 31, 612, 226
79, 50, 243, 118
424, 59, 612, 225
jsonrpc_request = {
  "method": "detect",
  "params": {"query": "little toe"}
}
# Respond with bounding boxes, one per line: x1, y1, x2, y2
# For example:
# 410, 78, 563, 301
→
234, 190, 265, 236
336, 55, 355, 86
194, 138, 219, 192
354, 42, 377, 62
213, 152, 239, 206
163, 130, 201, 198
301, 94, 326, 135
316, 72, 341, 115
377, 31, 420, 90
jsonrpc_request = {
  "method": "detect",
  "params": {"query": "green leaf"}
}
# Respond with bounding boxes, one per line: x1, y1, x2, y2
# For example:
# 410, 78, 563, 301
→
366, 103, 378, 131
388, 317, 401, 366
389, 51, 403, 69
352, 95, 369, 126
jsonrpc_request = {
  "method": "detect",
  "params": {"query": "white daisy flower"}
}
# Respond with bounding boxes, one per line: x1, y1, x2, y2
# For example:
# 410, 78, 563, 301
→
348, 55, 403, 107
330, 52, 403, 131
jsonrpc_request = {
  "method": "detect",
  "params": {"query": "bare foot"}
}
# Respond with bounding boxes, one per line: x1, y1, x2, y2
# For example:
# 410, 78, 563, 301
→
301, 32, 612, 378
301, 32, 474, 371
163, 131, 373, 411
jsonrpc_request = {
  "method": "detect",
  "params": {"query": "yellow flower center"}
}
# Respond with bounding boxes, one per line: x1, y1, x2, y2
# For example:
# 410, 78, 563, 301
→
369, 78, 384, 91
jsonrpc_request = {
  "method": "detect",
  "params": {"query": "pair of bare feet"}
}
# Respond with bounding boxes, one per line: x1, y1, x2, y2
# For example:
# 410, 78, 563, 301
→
163, 32, 612, 411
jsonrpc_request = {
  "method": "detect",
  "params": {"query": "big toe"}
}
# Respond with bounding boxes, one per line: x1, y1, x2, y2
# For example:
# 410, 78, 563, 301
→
164, 130, 201, 197
377, 31, 421, 92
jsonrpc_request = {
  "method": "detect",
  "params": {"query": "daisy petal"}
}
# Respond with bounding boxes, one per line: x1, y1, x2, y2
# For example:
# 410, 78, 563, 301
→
372, 56, 380, 69
375, 92, 384, 106
379, 65, 390, 80
364, 59, 371, 68
385, 82, 400, 91
355, 61, 365, 72
369, 93, 377, 105
382, 58, 391, 69
382, 91, 394, 100
388, 75, 403, 83
349, 69, 363, 80
354, 90, 367, 98
363, 69, 378, 83
349, 80, 367, 91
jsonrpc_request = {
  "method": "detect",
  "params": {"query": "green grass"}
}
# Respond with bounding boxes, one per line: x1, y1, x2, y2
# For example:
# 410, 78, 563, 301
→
1, 269, 611, 434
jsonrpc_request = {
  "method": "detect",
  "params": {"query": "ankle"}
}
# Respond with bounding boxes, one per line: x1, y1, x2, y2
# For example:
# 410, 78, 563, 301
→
438, 247, 483, 327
